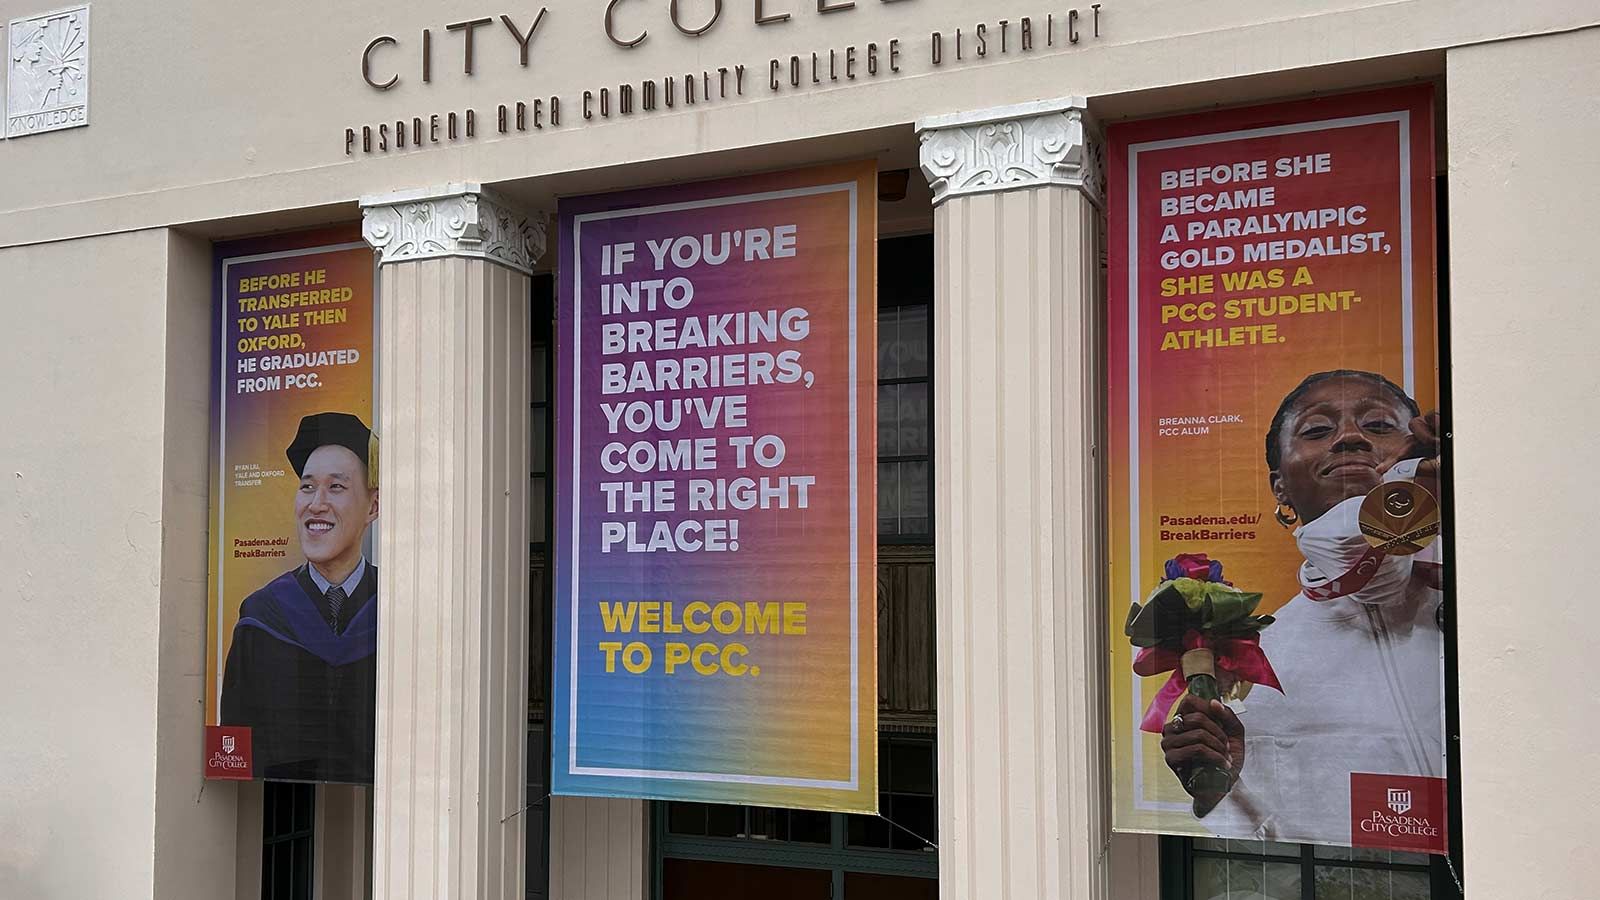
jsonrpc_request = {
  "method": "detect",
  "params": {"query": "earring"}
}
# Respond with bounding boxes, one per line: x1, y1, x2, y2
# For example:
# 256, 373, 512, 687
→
1274, 504, 1298, 529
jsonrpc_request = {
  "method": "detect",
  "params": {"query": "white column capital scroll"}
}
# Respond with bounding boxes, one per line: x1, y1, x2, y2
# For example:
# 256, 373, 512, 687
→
360, 182, 547, 275
916, 97, 1104, 207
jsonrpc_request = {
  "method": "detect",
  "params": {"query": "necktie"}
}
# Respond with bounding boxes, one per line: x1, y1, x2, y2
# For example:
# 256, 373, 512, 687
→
326, 584, 347, 632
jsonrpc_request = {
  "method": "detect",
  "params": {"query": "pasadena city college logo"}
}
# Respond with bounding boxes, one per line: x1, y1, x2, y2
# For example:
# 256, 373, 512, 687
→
1350, 773, 1446, 854
205, 726, 253, 780
222, 735, 237, 755
1386, 788, 1412, 815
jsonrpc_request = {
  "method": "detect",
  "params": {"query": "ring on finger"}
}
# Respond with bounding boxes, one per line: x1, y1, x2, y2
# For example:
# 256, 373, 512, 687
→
1170, 713, 1185, 731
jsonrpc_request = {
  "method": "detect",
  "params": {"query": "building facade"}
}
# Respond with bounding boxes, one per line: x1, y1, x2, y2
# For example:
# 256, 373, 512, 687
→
2, 2, 1598, 898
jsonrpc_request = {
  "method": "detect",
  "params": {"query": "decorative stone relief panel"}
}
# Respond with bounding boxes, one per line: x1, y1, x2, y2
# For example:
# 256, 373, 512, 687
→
916, 97, 1103, 206
361, 184, 546, 275
7, 5, 90, 138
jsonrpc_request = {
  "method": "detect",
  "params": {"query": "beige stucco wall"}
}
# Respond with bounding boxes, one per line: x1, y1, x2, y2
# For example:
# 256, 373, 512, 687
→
1, 1, 1597, 897
1, 1, 1597, 248
1447, 26, 1600, 898
317, 785, 373, 899
0, 228, 235, 900
550, 797, 647, 899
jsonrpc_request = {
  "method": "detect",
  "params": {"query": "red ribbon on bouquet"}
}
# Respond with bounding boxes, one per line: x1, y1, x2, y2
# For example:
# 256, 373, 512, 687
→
1134, 629, 1282, 734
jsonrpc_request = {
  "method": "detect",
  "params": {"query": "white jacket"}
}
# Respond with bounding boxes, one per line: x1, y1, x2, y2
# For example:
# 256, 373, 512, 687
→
1205, 459, 1445, 845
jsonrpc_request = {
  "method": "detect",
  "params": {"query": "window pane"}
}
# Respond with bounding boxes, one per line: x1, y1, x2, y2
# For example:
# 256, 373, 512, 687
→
896, 382, 929, 456
261, 844, 279, 900
665, 859, 830, 897
878, 384, 901, 456
845, 871, 937, 900
1314, 865, 1431, 900
1314, 866, 1350, 899
889, 795, 936, 851
530, 405, 548, 474
899, 460, 930, 536
878, 461, 900, 536
269, 783, 292, 837
1386, 870, 1432, 900
847, 809, 892, 849
666, 802, 708, 837
895, 305, 930, 379
747, 806, 781, 841
704, 803, 742, 838
1193, 856, 1300, 899
529, 476, 547, 544
878, 307, 901, 379
531, 345, 548, 403
293, 784, 313, 832
888, 741, 935, 794
292, 840, 312, 900
1196, 838, 1301, 859
1314, 844, 1431, 866
786, 808, 830, 845
525, 805, 548, 898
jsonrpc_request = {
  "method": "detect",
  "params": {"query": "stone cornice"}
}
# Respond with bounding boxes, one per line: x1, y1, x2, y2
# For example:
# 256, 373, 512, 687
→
360, 183, 546, 275
916, 97, 1103, 207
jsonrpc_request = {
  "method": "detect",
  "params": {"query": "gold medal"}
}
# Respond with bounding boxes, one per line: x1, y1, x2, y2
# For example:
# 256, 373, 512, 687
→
1359, 480, 1440, 555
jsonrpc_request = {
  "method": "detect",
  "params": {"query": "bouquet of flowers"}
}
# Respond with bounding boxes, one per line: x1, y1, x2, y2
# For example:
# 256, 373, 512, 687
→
1125, 554, 1282, 809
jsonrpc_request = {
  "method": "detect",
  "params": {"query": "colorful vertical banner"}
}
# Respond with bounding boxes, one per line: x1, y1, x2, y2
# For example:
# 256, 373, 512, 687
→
1108, 88, 1448, 852
553, 162, 878, 813
205, 238, 379, 784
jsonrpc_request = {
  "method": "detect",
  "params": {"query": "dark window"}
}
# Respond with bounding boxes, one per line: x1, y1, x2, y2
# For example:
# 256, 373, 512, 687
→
877, 237, 933, 541
844, 871, 938, 900
657, 737, 937, 897
529, 272, 555, 899
261, 782, 315, 900
530, 273, 553, 549
846, 737, 937, 851
1166, 837, 1455, 899
664, 859, 831, 899
663, 800, 834, 845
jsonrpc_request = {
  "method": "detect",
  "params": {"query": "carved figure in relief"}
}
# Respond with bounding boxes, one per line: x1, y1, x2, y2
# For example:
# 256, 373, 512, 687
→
9, 10, 87, 114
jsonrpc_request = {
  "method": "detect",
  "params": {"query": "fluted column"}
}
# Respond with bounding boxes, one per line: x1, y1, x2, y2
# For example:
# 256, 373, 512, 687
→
360, 184, 541, 900
917, 98, 1111, 900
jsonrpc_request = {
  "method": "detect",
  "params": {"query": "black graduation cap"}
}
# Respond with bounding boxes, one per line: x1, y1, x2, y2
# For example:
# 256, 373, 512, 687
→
286, 412, 373, 477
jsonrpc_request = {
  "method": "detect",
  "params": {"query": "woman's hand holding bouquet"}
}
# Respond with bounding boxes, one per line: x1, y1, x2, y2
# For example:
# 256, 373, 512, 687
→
1126, 554, 1282, 817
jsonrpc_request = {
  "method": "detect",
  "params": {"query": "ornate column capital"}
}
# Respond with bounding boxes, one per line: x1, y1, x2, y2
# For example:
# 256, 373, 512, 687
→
916, 97, 1104, 207
360, 183, 547, 275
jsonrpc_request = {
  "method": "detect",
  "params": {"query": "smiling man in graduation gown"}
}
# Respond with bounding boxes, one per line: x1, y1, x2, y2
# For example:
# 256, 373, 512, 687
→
221, 412, 380, 783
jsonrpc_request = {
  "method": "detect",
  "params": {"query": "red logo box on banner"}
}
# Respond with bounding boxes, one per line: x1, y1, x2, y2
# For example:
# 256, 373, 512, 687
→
1350, 772, 1448, 854
205, 725, 254, 780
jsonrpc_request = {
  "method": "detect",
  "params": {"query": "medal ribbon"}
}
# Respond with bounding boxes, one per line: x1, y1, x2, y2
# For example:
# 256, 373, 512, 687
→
1302, 545, 1389, 602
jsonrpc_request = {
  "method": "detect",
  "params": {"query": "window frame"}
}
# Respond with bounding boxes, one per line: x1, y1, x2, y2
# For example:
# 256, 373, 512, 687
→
529, 272, 556, 899
876, 235, 935, 546
1161, 835, 1459, 899
652, 736, 940, 896
261, 781, 316, 900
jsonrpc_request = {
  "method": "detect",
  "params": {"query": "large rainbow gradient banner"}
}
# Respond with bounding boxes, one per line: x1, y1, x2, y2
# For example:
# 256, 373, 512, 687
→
552, 163, 878, 812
